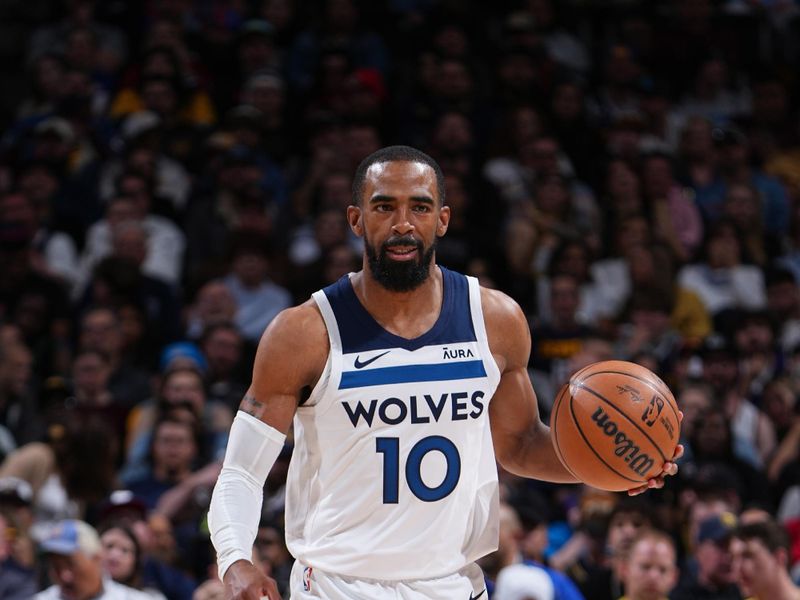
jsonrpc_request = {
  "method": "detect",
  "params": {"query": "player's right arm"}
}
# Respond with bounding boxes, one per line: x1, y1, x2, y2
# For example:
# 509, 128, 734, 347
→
209, 300, 329, 600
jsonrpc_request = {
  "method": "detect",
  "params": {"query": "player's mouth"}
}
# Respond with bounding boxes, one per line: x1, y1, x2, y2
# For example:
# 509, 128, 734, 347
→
385, 246, 418, 261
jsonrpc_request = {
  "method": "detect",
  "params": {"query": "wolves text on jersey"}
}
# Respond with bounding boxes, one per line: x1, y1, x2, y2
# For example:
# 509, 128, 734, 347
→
342, 391, 486, 427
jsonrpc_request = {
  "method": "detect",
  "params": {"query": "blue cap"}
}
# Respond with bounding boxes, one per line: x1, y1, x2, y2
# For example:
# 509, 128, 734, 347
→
697, 512, 737, 544
160, 341, 208, 374
40, 520, 101, 556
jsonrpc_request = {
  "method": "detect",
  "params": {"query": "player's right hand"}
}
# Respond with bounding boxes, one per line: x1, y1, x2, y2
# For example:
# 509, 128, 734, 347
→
223, 560, 280, 600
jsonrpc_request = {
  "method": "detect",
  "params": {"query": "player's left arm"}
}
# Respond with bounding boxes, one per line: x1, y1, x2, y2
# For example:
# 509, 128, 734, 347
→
483, 287, 682, 492
483, 287, 578, 482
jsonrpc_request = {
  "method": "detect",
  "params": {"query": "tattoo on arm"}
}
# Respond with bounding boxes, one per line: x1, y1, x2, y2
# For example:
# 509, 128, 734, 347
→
242, 394, 265, 417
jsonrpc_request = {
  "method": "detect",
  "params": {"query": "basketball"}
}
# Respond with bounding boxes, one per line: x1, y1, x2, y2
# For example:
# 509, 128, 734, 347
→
550, 360, 680, 492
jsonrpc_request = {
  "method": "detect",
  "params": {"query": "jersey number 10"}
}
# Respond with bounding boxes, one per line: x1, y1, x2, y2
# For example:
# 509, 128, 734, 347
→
376, 436, 461, 503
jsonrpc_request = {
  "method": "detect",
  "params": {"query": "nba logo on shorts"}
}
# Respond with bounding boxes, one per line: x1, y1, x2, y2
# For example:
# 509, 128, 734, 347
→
302, 566, 313, 592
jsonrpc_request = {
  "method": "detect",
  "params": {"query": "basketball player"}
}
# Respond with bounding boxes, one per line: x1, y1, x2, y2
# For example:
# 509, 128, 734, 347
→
208, 146, 682, 599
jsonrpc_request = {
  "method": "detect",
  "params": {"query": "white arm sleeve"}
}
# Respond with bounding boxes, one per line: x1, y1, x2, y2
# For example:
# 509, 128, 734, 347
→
208, 411, 286, 580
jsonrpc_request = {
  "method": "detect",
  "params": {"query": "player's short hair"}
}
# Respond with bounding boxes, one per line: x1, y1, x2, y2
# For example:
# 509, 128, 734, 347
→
735, 519, 791, 555
351, 145, 446, 207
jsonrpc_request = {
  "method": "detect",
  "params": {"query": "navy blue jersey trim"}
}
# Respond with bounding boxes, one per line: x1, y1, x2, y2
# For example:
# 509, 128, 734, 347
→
339, 360, 487, 389
321, 267, 477, 353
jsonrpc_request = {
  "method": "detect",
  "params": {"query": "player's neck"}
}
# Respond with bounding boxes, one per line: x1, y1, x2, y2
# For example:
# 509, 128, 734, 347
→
352, 264, 443, 339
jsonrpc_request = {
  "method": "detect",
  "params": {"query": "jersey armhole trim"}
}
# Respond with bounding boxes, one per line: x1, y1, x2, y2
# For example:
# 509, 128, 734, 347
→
467, 276, 502, 389
304, 291, 342, 410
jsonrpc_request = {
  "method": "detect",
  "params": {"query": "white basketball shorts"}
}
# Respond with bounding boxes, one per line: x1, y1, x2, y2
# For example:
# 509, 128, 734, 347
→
289, 561, 487, 599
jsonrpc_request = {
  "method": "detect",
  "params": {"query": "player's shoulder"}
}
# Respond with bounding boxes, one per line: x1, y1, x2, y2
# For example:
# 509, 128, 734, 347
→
257, 299, 328, 357
263, 298, 325, 340
253, 299, 329, 385
479, 285, 528, 329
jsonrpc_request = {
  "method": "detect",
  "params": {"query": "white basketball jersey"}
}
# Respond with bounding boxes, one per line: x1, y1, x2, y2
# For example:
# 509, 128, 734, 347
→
284, 267, 502, 580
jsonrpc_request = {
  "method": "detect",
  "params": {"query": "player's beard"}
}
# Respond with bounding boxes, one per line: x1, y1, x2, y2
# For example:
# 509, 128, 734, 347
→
365, 233, 436, 292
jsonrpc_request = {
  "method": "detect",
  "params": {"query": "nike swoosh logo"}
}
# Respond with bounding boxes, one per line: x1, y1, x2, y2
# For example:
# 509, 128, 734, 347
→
353, 350, 391, 369
469, 590, 486, 600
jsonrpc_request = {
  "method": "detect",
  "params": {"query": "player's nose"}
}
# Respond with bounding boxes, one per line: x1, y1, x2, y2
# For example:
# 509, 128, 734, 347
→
391, 210, 414, 235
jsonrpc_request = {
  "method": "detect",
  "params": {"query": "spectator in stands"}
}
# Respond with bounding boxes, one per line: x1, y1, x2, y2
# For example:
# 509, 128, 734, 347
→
671, 512, 742, 600
0, 340, 37, 451
123, 363, 231, 484
125, 415, 206, 510
676, 116, 724, 222
99, 523, 167, 599
35, 519, 152, 599
99, 133, 191, 221
6, 181, 81, 290
722, 183, 768, 267
618, 529, 678, 600
548, 79, 603, 185
77, 306, 151, 410
731, 308, 783, 405
683, 401, 772, 509
0, 508, 36, 600
126, 414, 219, 569
640, 152, 703, 263
27, 0, 128, 73
0, 415, 118, 535
564, 497, 653, 600
537, 238, 607, 327
760, 378, 796, 445
676, 56, 751, 123
198, 322, 246, 412
95, 490, 197, 599
0, 195, 72, 376
529, 273, 596, 414
221, 233, 291, 344
109, 45, 215, 129
677, 219, 767, 318
732, 518, 800, 600
715, 127, 789, 239
81, 190, 185, 289
766, 267, 800, 353
615, 288, 682, 371
16, 53, 68, 120
676, 381, 714, 454
698, 332, 776, 467
184, 281, 238, 341
69, 349, 128, 442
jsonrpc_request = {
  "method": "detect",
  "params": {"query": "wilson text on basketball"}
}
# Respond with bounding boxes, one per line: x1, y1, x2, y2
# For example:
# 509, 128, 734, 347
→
591, 407, 655, 477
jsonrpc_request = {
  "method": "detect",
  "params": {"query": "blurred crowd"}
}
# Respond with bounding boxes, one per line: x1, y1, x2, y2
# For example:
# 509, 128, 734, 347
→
1, 0, 800, 598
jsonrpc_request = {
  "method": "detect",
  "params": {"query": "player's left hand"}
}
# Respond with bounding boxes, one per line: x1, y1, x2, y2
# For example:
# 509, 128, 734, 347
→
628, 410, 684, 496
627, 443, 684, 496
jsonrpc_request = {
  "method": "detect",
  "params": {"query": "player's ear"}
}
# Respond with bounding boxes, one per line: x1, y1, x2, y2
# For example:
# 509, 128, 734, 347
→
347, 205, 363, 237
436, 205, 450, 237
